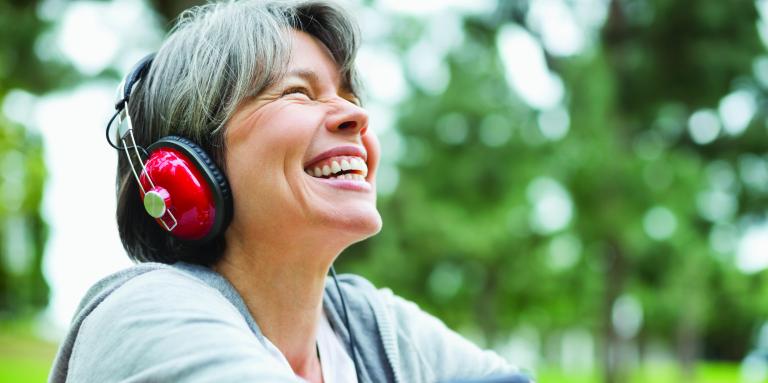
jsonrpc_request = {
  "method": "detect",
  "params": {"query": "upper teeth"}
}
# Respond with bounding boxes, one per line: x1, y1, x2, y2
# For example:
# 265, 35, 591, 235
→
306, 156, 368, 179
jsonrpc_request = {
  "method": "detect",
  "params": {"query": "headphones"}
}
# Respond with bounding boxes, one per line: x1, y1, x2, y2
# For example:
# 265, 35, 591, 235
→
106, 54, 233, 243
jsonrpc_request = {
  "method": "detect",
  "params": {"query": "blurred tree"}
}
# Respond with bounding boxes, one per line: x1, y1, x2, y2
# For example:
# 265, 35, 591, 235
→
147, 0, 201, 22
342, 0, 768, 382
0, 1, 59, 317
592, 0, 768, 381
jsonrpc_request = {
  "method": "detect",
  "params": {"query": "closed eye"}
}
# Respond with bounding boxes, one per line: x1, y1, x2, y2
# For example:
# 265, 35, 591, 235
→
347, 97, 361, 106
281, 86, 313, 98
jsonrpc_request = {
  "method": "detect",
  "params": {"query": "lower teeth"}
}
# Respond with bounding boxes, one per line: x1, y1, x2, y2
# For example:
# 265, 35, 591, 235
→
305, 171, 364, 181
329, 174, 362, 180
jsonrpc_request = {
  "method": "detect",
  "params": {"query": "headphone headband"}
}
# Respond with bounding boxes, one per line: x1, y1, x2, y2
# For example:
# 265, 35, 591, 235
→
116, 53, 156, 110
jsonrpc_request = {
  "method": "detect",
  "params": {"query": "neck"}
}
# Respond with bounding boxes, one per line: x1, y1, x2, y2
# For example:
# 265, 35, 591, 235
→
214, 227, 346, 380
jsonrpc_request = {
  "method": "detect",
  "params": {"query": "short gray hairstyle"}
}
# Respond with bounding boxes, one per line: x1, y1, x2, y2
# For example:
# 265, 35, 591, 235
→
117, 0, 362, 265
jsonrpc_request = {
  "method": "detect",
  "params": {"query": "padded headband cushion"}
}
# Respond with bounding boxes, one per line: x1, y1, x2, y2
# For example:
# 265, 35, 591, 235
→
147, 135, 233, 242
122, 53, 156, 104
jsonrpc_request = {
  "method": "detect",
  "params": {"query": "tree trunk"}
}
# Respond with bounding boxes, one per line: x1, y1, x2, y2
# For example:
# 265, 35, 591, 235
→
476, 266, 499, 347
675, 252, 705, 381
676, 310, 699, 381
601, 241, 625, 383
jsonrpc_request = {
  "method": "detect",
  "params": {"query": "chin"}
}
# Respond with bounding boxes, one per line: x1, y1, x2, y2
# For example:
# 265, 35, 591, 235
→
322, 205, 382, 243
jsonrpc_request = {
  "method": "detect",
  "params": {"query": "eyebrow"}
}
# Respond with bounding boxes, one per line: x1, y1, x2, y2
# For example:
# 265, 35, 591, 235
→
284, 68, 356, 97
285, 69, 321, 87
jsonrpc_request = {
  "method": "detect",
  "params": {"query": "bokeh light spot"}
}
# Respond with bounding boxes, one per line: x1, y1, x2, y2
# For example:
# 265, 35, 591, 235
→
688, 109, 721, 145
643, 206, 677, 241
527, 177, 574, 234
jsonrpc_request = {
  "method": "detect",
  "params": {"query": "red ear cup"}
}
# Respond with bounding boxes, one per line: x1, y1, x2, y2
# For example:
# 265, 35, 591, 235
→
139, 136, 232, 242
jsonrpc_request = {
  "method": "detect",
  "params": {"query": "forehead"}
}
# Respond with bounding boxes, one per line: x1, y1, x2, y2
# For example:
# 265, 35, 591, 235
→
288, 31, 339, 80
286, 30, 354, 94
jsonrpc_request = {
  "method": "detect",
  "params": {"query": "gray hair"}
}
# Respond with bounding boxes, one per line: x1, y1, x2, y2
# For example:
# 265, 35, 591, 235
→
117, 0, 362, 265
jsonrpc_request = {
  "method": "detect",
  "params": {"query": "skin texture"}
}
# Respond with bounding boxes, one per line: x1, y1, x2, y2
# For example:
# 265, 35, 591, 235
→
214, 30, 382, 382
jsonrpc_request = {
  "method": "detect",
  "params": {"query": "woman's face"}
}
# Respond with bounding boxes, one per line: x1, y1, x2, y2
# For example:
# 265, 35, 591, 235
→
224, 30, 381, 249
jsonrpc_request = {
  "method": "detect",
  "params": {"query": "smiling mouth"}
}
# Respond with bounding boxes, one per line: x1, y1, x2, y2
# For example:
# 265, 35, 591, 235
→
304, 156, 368, 181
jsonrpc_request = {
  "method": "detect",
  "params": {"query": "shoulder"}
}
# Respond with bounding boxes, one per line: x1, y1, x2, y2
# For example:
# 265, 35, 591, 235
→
75, 262, 249, 340
76, 263, 242, 324
329, 273, 428, 324
71, 264, 249, 357
65, 263, 279, 382
95, 264, 240, 316
331, 274, 516, 381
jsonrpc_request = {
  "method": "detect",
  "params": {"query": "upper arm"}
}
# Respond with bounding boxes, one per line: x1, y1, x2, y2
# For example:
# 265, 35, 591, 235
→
68, 270, 301, 383
378, 289, 517, 381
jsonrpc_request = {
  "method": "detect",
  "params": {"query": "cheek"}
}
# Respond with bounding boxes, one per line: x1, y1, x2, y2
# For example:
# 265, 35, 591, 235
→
362, 131, 380, 180
224, 142, 299, 236
224, 145, 272, 212
226, 137, 294, 199
227, 108, 318, 175
223, 110, 320, 219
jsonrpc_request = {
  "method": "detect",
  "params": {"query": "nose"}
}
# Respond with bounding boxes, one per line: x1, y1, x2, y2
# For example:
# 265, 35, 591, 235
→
325, 98, 369, 137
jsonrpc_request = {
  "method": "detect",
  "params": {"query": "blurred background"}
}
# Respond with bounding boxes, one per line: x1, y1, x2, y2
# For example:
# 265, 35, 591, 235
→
1, 0, 767, 381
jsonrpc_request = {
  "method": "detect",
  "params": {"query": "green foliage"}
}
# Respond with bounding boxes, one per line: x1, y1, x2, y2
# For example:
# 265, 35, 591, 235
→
0, 2, 76, 95
0, 319, 58, 383
0, 1, 59, 314
537, 361, 742, 383
342, 0, 768, 378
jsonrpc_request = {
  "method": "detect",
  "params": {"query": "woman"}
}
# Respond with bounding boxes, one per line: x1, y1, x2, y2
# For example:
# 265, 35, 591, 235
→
49, 1, 520, 382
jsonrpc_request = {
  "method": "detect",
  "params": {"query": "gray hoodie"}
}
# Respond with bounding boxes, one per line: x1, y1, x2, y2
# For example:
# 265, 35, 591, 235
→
49, 262, 517, 382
